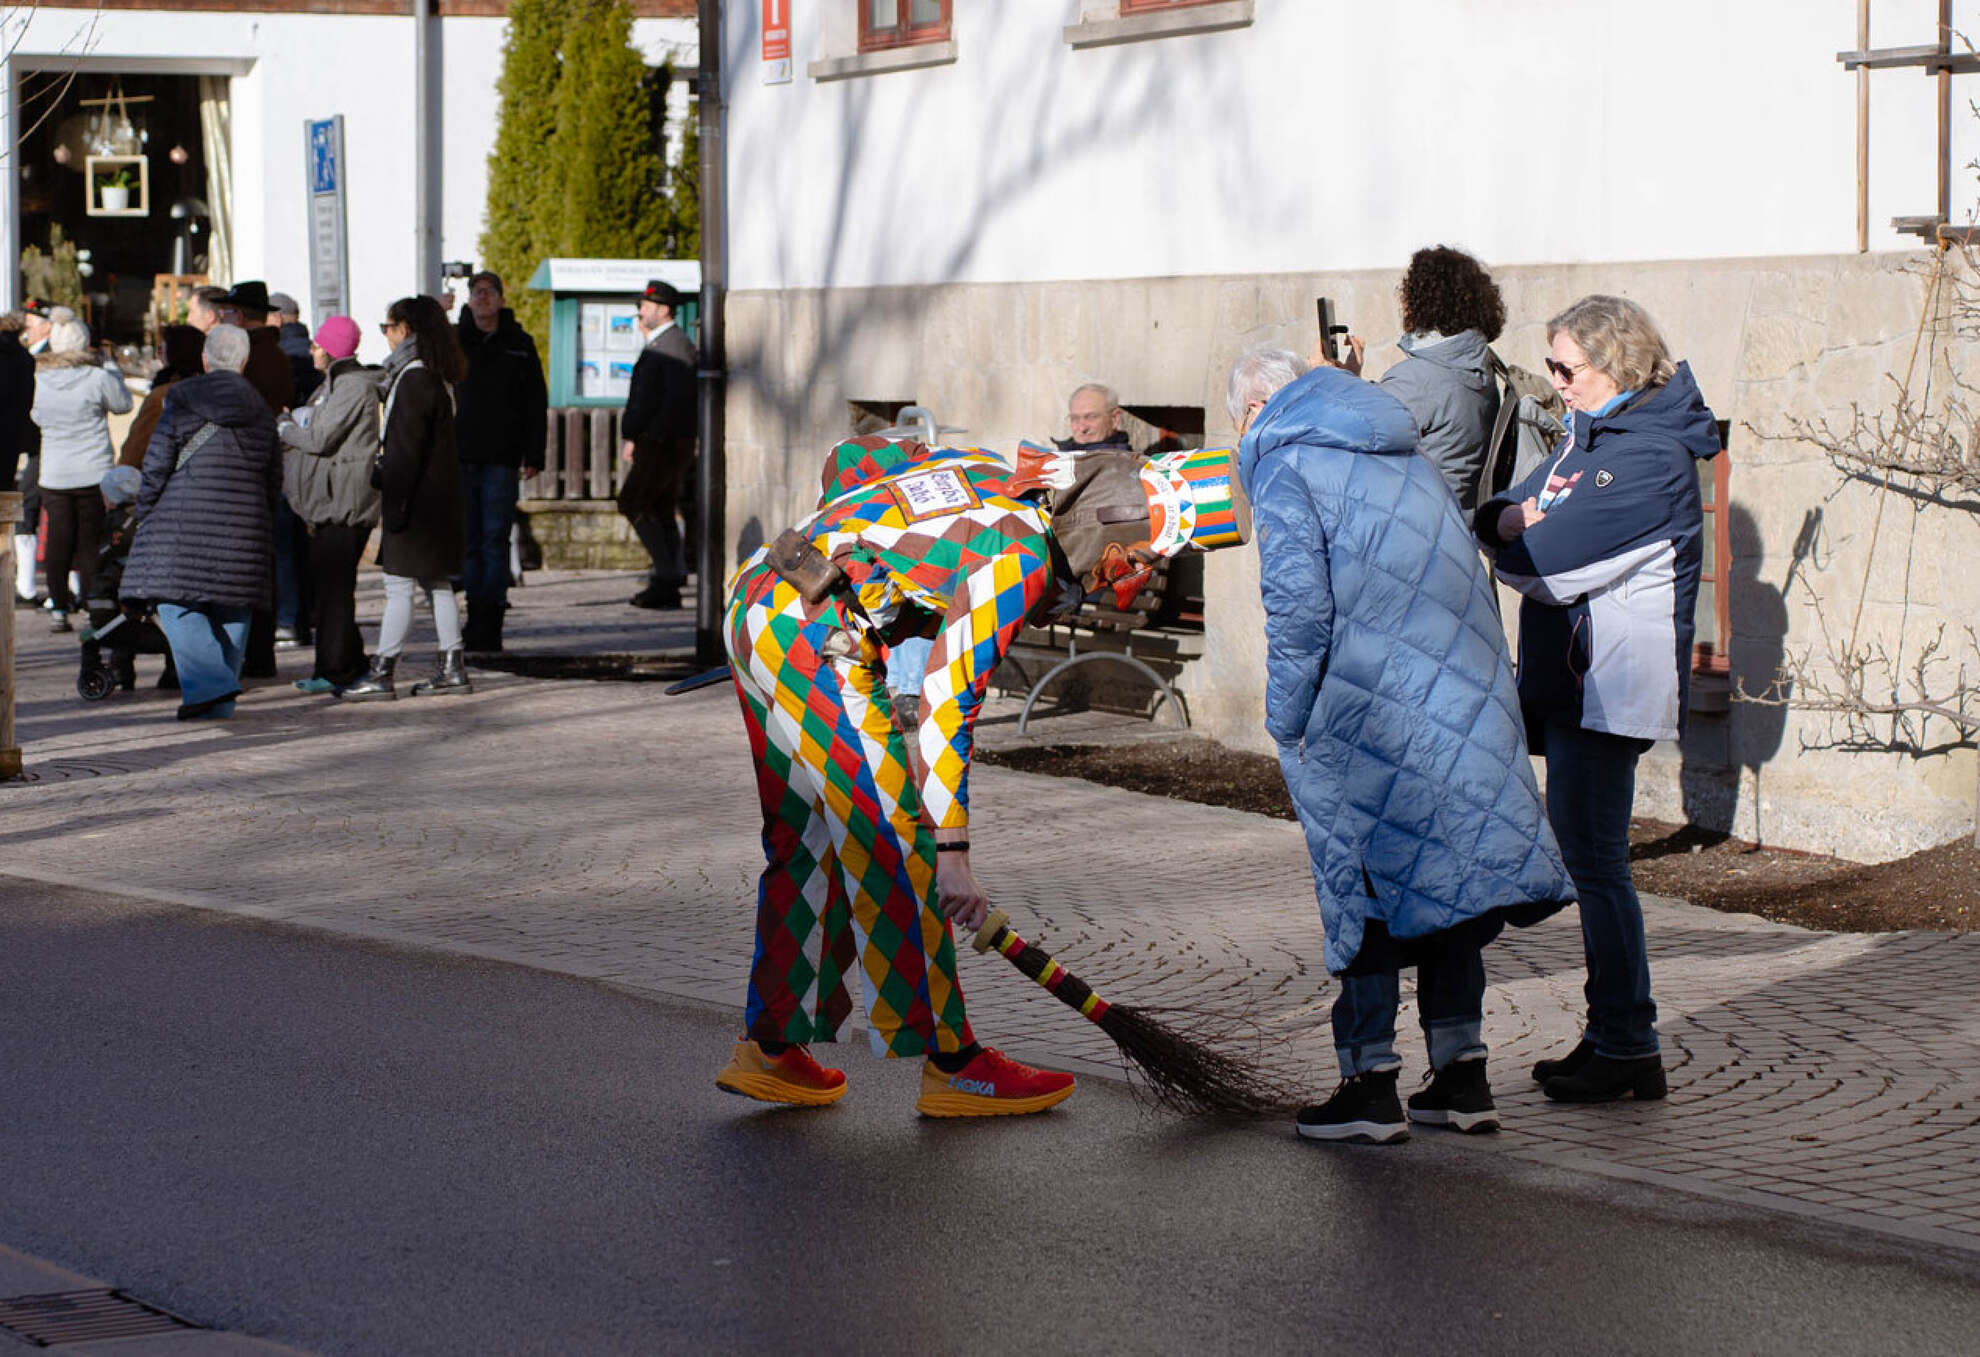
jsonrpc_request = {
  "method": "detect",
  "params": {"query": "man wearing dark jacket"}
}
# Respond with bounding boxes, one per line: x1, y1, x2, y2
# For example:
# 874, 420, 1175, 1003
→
121, 324, 281, 720
454, 270, 547, 651
220, 280, 295, 674
618, 280, 697, 610
269, 291, 322, 404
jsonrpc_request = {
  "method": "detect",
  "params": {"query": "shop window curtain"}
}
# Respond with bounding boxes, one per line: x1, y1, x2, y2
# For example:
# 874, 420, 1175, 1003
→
197, 76, 232, 285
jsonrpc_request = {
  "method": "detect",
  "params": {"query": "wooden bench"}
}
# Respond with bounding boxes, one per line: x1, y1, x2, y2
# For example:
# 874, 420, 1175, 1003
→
997, 552, 1206, 734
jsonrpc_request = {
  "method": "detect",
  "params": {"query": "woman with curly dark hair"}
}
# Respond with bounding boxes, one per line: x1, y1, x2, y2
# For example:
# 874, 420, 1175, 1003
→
340, 295, 470, 701
1317, 245, 1506, 509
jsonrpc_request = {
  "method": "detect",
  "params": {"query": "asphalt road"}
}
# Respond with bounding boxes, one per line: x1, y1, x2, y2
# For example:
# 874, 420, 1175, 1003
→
3, 877, 1977, 1357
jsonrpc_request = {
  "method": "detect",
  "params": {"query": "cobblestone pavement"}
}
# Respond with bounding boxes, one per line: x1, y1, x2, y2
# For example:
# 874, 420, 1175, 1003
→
5, 572, 1980, 1257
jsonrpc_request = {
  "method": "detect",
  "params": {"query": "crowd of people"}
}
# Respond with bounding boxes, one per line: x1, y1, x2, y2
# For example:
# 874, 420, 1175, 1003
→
0, 268, 703, 713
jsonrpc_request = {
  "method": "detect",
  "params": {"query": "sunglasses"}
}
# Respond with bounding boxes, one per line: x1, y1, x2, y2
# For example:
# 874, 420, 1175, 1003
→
1545, 357, 1591, 383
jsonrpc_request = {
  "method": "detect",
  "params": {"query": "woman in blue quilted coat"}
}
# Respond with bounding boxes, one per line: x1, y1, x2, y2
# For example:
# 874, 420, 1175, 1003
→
1231, 348, 1574, 1145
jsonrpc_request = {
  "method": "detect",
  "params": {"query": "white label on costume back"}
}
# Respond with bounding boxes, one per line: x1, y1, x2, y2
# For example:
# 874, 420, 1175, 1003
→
891, 470, 977, 518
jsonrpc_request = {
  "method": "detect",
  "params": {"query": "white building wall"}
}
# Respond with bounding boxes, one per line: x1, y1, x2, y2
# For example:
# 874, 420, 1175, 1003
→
5, 8, 694, 361
727, 0, 1979, 292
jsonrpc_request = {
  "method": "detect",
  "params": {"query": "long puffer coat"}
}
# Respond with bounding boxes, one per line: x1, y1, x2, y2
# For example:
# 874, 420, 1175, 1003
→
1239, 366, 1574, 973
121, 370, 281, 609
376, 347, 464, 581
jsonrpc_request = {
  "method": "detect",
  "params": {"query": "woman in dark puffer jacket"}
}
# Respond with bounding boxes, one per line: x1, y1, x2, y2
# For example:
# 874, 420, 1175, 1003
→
339, 295, 469, 701
120, 325, 282, 719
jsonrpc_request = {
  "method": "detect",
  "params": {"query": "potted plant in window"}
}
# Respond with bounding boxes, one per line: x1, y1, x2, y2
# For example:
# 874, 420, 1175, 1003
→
98, 166, 136, 213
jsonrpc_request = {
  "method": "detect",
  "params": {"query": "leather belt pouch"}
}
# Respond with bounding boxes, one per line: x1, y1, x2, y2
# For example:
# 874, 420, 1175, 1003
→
766, 527, 845, 604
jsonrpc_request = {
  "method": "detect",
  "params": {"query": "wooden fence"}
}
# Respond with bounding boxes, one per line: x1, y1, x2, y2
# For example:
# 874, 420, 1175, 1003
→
534, 407, 629, 501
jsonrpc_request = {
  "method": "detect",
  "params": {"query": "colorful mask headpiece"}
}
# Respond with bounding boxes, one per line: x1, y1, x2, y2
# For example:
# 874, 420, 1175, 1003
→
1008, 441, 1251, 609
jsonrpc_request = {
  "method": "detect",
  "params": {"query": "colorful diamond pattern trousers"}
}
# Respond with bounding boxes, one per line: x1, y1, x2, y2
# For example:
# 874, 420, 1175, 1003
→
726, 565, 976, 1059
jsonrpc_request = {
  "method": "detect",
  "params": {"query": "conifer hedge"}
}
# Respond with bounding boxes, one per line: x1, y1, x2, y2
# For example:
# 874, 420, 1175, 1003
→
479, 0, 689, 356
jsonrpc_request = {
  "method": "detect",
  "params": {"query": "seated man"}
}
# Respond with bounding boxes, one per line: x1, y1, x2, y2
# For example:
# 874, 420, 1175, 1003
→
1229, 347, 1574, 1145
717, 433, 1218, 1118
1054, 382, 1132, 452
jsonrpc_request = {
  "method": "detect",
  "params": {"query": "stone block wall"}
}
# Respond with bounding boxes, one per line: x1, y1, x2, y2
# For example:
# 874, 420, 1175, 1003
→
722, 250, 1979, 861
517, 500, 648, 572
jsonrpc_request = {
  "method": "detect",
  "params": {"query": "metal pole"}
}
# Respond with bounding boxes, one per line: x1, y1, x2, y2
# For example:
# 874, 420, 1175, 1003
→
0, 491, 21, 780
694, 0, 728, 666
1939, 0, 1953, 228
414, 0, 441, 295
1857, 0, 1870, 252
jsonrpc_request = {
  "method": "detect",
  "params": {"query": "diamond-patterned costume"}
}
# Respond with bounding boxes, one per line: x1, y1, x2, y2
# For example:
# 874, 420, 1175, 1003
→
725, 437, 1055, 1057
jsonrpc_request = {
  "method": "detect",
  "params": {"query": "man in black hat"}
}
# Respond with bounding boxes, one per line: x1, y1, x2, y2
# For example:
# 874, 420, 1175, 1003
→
222, 281, 295, 416
618, 279, 696, 610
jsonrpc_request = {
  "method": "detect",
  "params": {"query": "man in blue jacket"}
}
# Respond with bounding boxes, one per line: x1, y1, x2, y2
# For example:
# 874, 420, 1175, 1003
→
1232, 347, 1574, 1144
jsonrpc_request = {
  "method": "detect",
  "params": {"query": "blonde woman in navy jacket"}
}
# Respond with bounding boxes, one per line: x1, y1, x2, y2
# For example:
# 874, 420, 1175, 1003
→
1475, 294, 1722, 1105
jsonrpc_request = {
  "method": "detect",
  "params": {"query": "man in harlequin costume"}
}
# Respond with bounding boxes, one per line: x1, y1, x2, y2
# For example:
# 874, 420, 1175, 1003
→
715, 433, 1249, 1116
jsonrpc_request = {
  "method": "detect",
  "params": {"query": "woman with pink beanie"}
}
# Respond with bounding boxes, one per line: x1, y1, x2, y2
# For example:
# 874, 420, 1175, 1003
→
275, 315, 383, 693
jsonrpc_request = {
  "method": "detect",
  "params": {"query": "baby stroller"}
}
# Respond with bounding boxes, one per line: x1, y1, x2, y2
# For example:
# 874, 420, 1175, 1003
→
76, 473, 172, 701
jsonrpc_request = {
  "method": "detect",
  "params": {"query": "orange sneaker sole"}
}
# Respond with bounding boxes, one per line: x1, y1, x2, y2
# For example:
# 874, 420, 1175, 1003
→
716, 1068, 847, 1107
915, 1081, 1075, 1118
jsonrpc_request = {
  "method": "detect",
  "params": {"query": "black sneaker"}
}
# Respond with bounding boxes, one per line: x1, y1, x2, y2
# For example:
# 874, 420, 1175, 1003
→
1295, 1069, 1408, 1144
1406, 1058, 1500, 1133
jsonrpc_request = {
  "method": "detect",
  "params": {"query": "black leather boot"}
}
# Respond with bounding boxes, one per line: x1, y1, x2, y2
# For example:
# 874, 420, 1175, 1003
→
1542, 1052, 1667, 1104
410, 647, 472, 697
1531, 1039, 1593, 1085
337, 654, 397, 702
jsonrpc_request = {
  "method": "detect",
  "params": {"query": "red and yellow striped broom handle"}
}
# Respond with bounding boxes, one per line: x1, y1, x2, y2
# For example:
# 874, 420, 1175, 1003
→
969, 908, 1112, 1023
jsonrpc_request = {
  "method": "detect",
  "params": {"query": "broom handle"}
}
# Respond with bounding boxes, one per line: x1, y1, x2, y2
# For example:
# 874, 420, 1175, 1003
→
969, 908, 1112, 1024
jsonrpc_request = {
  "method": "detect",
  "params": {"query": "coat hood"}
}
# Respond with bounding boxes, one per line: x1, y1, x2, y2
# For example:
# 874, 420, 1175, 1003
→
1580, 361, 1719, 461
168, 370, 273, 427
36, 350, 100, 373
1395, 327, 1494, 392
1238, 366, 1419, 491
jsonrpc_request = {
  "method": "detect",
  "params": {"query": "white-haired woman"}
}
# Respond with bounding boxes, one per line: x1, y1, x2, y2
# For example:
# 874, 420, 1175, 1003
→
1234, 346, 1573, 1144
1474, 295, 1722, 1104
31, 317, 132, 630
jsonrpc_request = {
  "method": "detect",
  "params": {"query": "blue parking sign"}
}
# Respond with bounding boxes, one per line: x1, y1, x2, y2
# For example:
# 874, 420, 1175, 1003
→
309, 120, 339, 195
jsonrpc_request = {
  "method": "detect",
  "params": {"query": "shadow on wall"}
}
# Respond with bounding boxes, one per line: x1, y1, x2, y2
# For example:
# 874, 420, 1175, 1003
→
1684, 501, 1792, 842
729, 29, 1241, 501
735, 516, 764, 565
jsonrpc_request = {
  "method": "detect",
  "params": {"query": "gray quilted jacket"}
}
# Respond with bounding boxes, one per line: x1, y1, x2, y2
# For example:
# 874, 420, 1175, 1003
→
1239, 366, 1573, 973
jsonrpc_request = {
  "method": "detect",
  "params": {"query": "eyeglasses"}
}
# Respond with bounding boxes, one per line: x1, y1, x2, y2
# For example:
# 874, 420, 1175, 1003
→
1545, 357, 1591, 383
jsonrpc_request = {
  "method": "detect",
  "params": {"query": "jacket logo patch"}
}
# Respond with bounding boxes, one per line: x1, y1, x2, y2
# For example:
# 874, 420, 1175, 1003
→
1593, 469, 1614, 487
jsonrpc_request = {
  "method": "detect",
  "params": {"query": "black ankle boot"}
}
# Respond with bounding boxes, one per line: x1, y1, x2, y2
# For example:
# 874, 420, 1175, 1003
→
337, 654, 397, 701
1531, 1039, 1594, 1085
1542, 1052, 1667, 1104
410, 647, 472, 697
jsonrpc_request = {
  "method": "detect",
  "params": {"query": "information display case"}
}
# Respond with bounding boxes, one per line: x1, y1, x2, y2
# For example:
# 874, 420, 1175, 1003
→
525, 258, 701, 409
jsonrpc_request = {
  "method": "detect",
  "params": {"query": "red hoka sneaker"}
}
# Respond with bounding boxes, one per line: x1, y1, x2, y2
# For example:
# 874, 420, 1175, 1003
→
915, 1046, 1076, 1118
715, 1040, 847, 1106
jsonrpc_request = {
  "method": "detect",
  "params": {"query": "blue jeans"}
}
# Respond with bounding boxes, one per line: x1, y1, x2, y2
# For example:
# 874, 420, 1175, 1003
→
273, 499, 310, 633
1545, 720, 1659, 1059
460, 463, 520, 611
1331, 921, 1490, 1077
157, 603, 252, 717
